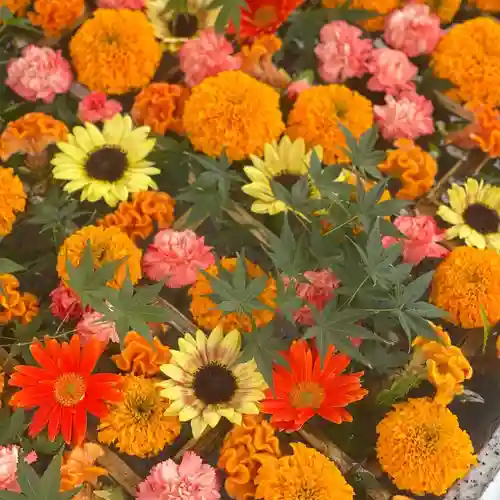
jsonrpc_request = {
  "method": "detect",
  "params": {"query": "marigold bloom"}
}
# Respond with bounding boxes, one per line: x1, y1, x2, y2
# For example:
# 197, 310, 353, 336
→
78, 92, 122, 124
218, 415, 281, 500
0, 446, 37, 492
415, 0, 462, 23
0, 168, 26, 237
28, 0, 84, 36
98, 375, 180, 457
98, 0, 144, 7
70, 9, 162, 94
376, 398, 476, 496
430, 246, 500, 328
60, 443, 107, 492
287, 84, 373, 164
9, 336, 122, 445
56, 225, 142, 289
256, 443, 353, 500
49, 282, 85, 321
0, 275, 38, 325
2, 0, 30, 16
182, 71, 284, 162
189, 257, 276, 332
469, 0, 500, 10
76, 311, 119, 346
469, 104, 500, 157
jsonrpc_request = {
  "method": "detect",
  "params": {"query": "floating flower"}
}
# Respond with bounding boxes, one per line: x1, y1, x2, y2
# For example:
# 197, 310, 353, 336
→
6, 46, 72, 104
70, 9, 162, 94
382, 216, 449, 266
256, 443, 353, 500
0, 446, 37, 492
374, 91, 434, 141
158, 326, 266, 438
315, 21, 373, 84
241, 136, 322, 215
28, 0, 84, 36
287, 84, 373, 164
78, 92, 122, 124
430, 246, 500, 328
376, 397, 476, 496
2, 0, 30, 16
218, 415, 281, 500
437, 178, 500, 250
384, 3, 441, 58
189, 257, 276, 332
0, 168, 26, 237
0, 274, 38, 325
180, 29, 242, 87
143, 229, 215, 288
60, 443, 107, 492
9, 336, 122, 445
262, 340, 367, 431
56, 225, 142, 289
182, 71, 284, 162
98, 374, 180, 457
414, 0, 461, 23
112, 331, 171, 377
136, 452, 220, 500
97, 0, 144, 7
49, 282, 85, 321
76, 311, 119, 346
52, 114, 159, 207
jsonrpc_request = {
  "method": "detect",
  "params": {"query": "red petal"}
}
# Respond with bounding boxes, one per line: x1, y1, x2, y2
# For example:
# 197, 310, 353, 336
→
30, 341, 59, 375
61, 335, 81, 373
11, 365, 53, 383
29, 403, 57, 438
79, 338, 104, 375
60, 406, 73, 444
72, 402, 87, 446
47, 404, 62, 441
84, 397, 108, 418
9, 385, 54, 407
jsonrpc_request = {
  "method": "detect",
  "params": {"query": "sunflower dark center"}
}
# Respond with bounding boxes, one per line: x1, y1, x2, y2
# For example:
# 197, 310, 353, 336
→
274, 173, 304, 190
168, 13, 199, 37
193, 362, 237, 405
463, 203, 499, 234
85, 146, 128, 182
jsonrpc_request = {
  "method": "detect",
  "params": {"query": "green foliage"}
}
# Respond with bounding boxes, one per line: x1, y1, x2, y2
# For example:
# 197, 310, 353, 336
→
0, 259, 24, 274
377, 366, 426, 406
94, 488, 126, 500
417, 68, 455, 100
0, 409, 26, 446
209, 0, 247, 33
480, 304, 491, 355
0, 6, 42, 34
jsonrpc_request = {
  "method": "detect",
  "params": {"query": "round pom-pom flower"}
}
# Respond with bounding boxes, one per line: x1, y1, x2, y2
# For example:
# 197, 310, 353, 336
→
0, 168, 26, 237
76, 311, 119, 346
78, 92, 122, 124
28, 0, 84, 37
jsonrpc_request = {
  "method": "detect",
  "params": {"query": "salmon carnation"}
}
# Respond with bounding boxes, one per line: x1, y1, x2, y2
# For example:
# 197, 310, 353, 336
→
78, 92, 122, 123
76, 311, 119, 346
287, 84, 373, 164
0, 446, 37, 492
182, 71, 284, 162
28, 0, 84, 36
70, 9, 162, 94
0, 168, 26, 237
49, 282, 85, 321
0, 274, 38, 325
415, 0, 461, 23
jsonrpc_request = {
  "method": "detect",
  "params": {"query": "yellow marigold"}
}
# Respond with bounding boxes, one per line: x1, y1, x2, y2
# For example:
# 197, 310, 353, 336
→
56, 225, 142, 289
97, 191, 175, 242
468, 104, 500, 157
413, 324, 473, 405
112, 331, 171, 377
0, 113, 68, 162
98, 375, 181, 458
182, 71, 285, 162
189, 257, 276, 332
432, 18, 500, 107
60, 443, 107, 492
28, 0, 84, 37
0, 275, 39, 325
132, 83, 189, 136
287, 85, 373, 165
469, 0, 500, 11
255, 442, 354, 500
218, 415, 281, 500
1, 0, 30, 16
430, 246, 500, 329
415, 0, 461, 23
0, 168, 26, 237
376, 397, 476, 496
70, 9, 162, 95
378, 139, 437, 200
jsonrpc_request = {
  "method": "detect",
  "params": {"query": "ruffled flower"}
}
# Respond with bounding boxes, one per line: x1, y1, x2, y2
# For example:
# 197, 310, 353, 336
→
76, 311, 119, 345
315, 21, 373, 84
49, 282, 85, 321
97, 0, 144, 7
0, 446, 37, 492
0, 168, 26, 237
28, 0, 84, 36
60, 443, 107, 492
0, 274, 39, 325
414, 0, 461, 23
78, 92, 122, 124
469, 104, 500, 157
6, 46, 72, 104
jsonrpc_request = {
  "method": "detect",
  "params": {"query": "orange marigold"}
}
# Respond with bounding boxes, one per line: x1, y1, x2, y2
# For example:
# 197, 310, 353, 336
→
0, 168, 26, 237
0, 275, 39, 325
97, 191, 175, 242
287, 85, 373, 165
430, 246, 500, 329
70, 9, 162, 95
57, 225, 142, 289
218, 415, 281, 500
469, 104, 500, 157
189, 257, 276, 332
415, 0, 461, 23
112, 331, 171, 377
182, 71, 284, 162
28, 0, 84, 37
469, 0, 500, 11
432, 18, 500, 107
378, 139, 437, 200
0, 113, 68, 162
1, 0, 30, 16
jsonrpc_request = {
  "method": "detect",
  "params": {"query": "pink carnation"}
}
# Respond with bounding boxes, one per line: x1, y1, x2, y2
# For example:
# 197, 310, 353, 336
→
6, 45, 72, 104
49, 282, 85, 321
136, 452, 220, 500
78, 92, 123, 123
142, 229, 215, 288
382, 215, 449, 266
315, 21, 373, 83
287, 79, 312, 99
374, 91, 435, 141
179, 29, 241, 87
0, 446, 37, 492
367, 48, 417, 96
97, 0, 144, 7
384, 3, 441, 58
76, 311, 119, 345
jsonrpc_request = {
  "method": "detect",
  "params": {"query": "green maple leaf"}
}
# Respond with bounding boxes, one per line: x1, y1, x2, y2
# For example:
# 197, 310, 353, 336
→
209, 0, 247, 33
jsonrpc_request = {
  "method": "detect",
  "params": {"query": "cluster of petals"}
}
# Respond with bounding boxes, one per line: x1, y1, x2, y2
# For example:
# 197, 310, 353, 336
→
78, 92, 122, 123
287, 79, 311, 99
76, 311, 119, 345
49, 282, 86, 321
0, 446, 37, 492
97, 0, 144, 7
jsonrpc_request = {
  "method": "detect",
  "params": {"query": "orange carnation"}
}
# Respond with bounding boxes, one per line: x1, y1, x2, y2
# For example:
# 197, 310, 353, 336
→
28, 0, 85, 37
0, 274, 39, 325
378, 139, 437, 200
0, 168, 26, 237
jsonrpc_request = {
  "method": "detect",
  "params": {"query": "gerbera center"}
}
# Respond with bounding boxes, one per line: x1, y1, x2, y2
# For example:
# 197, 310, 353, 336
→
54, 373, 86, 407
85, 146, 128, 182
193, 362, 237, 405
168, 13, 199, 38
290, 381, 325, 409
463, 203, 500, 235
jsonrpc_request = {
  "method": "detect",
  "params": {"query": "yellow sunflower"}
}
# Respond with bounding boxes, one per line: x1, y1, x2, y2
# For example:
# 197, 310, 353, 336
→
158, 325, 266, 438
437, 178, 500, 250
51, 114, 159, 207
242, 136, 323, 215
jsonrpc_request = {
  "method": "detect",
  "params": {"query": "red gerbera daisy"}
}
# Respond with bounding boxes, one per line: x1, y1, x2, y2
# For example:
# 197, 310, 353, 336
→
9, 335, 122, 446
261, 340, 368, 431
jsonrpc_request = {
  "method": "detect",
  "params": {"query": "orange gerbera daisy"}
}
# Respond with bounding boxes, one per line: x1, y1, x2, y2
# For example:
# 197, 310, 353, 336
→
261, 340, 368, 431
28, 0, 85, 37
9, 335, 122, 446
